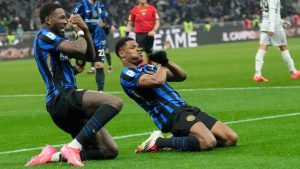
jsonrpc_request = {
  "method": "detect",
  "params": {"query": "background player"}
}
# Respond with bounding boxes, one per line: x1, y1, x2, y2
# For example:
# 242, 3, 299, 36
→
73, 0, 109, 91
126, 0, 160, 65
115, 37, 237, 153
25, 3, 123, 167
253, 0, 300, 82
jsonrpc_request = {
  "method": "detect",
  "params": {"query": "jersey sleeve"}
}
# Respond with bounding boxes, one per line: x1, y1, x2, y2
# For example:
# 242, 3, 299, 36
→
129, 8, 135, 22
73, 2, 84, 16
153, 6, 159, 19
120, 68, 142, 88
99, 3, 106, 20
38, 30, 65, 52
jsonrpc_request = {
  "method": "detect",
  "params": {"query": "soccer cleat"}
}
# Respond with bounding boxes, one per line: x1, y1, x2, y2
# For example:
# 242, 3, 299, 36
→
25, 145, 56, 166
135, 131, 163, 154
291, 71, 300, 79
253, 75, 269, 82
87, 67, 95, 74
108, 66, 113, 73
60, 145, 84, 167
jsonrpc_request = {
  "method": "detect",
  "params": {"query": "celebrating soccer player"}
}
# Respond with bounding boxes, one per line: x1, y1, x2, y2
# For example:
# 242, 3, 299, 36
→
25, 3, 122, 167
115, 37, 237, 153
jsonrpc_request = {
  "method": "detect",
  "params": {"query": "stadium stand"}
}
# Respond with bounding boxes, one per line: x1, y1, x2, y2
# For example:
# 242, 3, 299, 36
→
0, 0, 299, 33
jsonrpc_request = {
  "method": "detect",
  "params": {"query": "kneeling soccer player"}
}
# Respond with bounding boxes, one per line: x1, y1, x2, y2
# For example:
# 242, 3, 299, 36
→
115, 37, 237, 153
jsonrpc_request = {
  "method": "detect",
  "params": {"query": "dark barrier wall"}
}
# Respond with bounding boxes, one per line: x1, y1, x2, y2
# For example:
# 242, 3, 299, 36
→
1, 25, 300, 61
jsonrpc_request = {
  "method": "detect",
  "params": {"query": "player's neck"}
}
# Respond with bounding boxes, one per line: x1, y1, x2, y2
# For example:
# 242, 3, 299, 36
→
123, 61, 139, 68
89, 0, 96, 5
139, 2, 147, 7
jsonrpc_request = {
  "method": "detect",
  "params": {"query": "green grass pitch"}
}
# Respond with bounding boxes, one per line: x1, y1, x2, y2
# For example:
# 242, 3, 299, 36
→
0, 39, 300, 169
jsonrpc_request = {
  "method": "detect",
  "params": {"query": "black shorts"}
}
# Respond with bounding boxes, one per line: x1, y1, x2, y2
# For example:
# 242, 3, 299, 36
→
135, 33, 154, 54
46, 88, 87, 138
95, 46, 105, 63
168, 105, 217, 137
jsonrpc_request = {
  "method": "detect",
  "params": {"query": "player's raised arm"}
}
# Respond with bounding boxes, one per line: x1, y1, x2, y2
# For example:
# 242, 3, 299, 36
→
138, 65, 168, 88
58, 14, 95, 61
165, 61, 187, 82
148, 51, 187, 82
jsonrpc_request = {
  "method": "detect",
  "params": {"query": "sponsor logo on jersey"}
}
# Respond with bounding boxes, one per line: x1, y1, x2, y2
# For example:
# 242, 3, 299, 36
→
46, 32, 56, 40
125, 70, 136, 77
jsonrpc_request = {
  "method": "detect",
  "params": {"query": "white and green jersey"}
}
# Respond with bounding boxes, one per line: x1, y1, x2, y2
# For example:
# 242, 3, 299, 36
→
260, 0, 282, 32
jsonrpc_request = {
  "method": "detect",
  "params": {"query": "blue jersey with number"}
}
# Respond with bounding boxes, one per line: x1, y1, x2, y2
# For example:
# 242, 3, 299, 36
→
120, 64, 187, 130
33, 29, 77, 103
74, 0, 106, 49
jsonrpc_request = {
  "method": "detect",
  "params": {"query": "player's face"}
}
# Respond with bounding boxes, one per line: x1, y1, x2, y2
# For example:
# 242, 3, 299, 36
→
48, 8, 68, 37
121, 40, 143, 66
139, 0, 147, 5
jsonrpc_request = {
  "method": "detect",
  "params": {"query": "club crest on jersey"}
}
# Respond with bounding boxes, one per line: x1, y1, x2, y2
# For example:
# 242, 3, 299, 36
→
125, 70, 136, 77
186, 115, 195, 122
94, 11, 98, 17
59, 53, 69, 61
46, 32, 56, 40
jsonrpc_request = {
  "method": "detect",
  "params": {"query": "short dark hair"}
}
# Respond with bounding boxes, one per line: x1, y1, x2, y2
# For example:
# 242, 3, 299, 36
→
40, 3, 63, 24
115, 37, 134, 57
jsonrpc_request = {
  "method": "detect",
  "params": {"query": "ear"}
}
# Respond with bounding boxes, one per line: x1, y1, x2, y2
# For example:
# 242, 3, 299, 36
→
119, 50, 126, 59
45, 16, 51, 25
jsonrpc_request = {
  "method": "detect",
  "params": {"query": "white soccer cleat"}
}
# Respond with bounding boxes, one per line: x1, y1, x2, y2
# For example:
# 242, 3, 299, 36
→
135, 131, 163, 154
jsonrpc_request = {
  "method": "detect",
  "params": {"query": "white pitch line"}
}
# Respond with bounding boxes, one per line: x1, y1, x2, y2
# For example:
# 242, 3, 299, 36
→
1, 112, 300, 155
1, 86, 300, 98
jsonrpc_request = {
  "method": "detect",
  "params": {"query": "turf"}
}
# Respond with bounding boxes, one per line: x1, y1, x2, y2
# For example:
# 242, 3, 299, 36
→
0, 39, 300, 169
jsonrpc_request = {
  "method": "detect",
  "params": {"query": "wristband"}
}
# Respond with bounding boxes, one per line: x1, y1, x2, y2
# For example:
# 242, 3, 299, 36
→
77, 30, 84, 37
125, 31, 129, 36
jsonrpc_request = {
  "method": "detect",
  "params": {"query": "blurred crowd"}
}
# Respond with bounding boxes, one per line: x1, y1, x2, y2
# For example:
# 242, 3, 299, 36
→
0, 0, 300, 34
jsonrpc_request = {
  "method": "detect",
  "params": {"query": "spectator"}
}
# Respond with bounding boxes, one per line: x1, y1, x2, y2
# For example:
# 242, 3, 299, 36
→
16, 24, 24, 42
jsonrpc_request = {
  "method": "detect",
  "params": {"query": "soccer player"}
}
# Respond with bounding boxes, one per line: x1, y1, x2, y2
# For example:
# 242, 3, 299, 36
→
253, 0, 300, 82
126, 0, 160, 65
115, 37, 237, 153
25, 3, 123, 167
73, 0, 109, 91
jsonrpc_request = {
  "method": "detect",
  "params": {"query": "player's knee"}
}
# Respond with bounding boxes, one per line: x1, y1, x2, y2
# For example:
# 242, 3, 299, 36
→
107, 146, 119, 159
96, 147, 119, 160
225, 132, 238, 146
95, 62, 104, 68
109, 97, 123, 112
200, 137, 217, 151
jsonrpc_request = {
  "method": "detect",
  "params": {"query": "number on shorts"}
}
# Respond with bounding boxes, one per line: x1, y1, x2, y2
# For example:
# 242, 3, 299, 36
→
98, 49, 105, 57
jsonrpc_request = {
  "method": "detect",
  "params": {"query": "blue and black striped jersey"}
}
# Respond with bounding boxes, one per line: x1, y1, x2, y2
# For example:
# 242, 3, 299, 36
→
120, 64, 187, 130
34, 29, 77, 103
73, 0, 107, 48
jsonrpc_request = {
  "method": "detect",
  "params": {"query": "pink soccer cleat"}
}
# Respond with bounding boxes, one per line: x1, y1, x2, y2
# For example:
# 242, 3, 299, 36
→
25, 145, 56, 166
253, 75, 269, 82
291, 71, 300, 79
135, 131, 163, 154
60, 145, 84, 167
